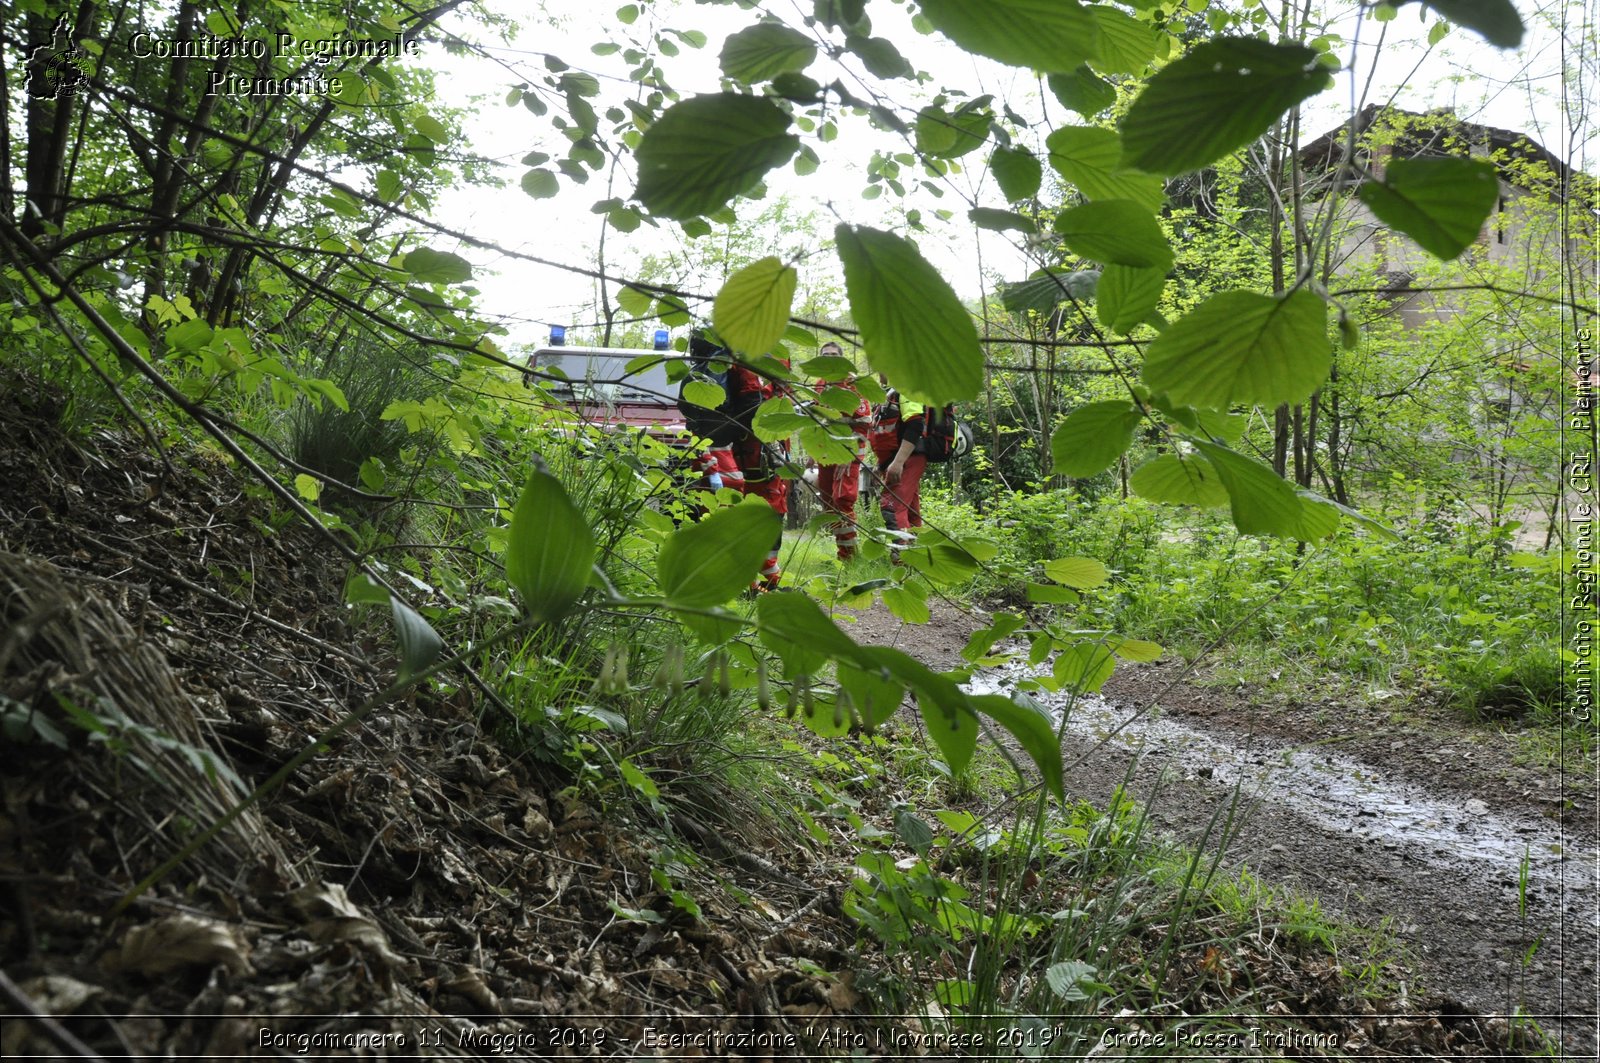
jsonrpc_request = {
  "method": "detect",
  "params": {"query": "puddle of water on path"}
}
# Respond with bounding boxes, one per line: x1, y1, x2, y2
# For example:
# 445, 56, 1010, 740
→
967, 667, 1598, 916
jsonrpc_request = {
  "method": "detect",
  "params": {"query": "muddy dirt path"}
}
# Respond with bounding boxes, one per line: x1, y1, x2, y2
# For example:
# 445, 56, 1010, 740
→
843, 597, 1600, 1057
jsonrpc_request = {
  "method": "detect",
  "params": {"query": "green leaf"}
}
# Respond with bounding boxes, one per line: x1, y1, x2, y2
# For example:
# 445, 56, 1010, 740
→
1295, 492, 1343, 540
902, 544, 981, 586
916, 104, 990, 159
166, 318, 213, 353
390, 597, 444, 684
798, 424, 858, 465
412, 112, 449, 143
1356, 157, 1499, 261
506, 470, 597, 622
834, 225, 983, 404
1048, 66, 1116, 117
1129, 453, 1229, 507
1000, 271, 1098, 316
1109, 635, 1163, 662
847, 34, 915, 79
1047, 127, 1165, 211
838, 664, 906, 729
918, 0, 1100, 73
1027, 583, 1080, 605
882, 585, 931, 623
1051, 401, 1142, 477
1299, 490, 1401, 540
773, 72, 824, 104
375, 170, 402, 203
635, 94, 799, 220
801, 355, 857, 380
1052, 641, 1116, 692
1192, 440, 1308, 538
1120, 38, 1334, 175
968, 208, 1035, 233
293, 473, 322, 502
970, 694, 1064, 800
818, 386, 865, 414
682, 380, 726, 409
714, 256, 797, 356
1043, 556, 1110, 589
344, 572, 390, 606
961, 613, 1028, 662
1046, 960, 1097, 1001
401, 247, 474, 284
991, 146, 1043, 202
521, 168, 559, 198
1096, 264, 1166, 334
1142, 288, 1328, 410
1086, 5, 1160, 74
659, 499, 781, 608
1054, 199, 1172, 270
719, 23, 817, 81
617, 285, 655, 317
757, 591, 861, 675
1406, 0, 1522, 47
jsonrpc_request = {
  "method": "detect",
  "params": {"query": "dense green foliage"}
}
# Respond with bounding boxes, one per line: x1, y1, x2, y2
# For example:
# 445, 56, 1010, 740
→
3, 0, 1589, 1038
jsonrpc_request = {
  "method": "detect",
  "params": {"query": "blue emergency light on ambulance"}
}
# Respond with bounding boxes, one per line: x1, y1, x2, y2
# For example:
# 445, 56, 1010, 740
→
653, 329, 670, 350
549, 325, 566, 346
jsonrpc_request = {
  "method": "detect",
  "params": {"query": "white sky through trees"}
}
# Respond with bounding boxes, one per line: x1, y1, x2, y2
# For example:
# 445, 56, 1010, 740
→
428, 0, 1594, 351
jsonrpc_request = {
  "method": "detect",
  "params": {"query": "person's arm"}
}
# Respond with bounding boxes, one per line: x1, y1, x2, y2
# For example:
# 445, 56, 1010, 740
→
886, 403, 924, 483
886, 437, 915, 484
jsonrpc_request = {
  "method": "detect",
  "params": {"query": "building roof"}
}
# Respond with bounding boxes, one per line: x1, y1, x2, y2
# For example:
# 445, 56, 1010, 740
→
1300, 104, 1575, 192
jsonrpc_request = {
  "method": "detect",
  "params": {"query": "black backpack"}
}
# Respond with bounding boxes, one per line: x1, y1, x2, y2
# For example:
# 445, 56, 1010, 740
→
920, 404, 970, 463
677, 337, 759, 447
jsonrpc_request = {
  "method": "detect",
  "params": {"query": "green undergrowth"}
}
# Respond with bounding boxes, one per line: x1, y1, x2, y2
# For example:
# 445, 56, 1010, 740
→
918, 485, 1585, 746
772, 720, 1413, 1057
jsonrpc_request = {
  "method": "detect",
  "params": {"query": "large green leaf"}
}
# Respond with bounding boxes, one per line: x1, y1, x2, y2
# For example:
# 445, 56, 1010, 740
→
1043, 556, 1110, 589
1048, 66, 1116, 117
505, 470, 597, 622
847, 34, 916, 79
990, 146, 1043, 203
916, 103, 991, 159
713, 256, 797, 356
390, 597, 444, 683
1357, 157, 1499, 261
1407, 0, 1523, 47
1046, 127, 1165, 211
1000, 270, 1098, 316
1051, 640, 1117, 692
838, 664, 907, 730
635, 94, 799, 220
1051, 400, 1142, 477
970, 694, 1064, 800
719, 23, 817, 82
902, 543, 981, 586
1120, 38, 1334, 176
1192, 440, 1309, 538
1054, 199, 1173, 270
401, 247, 473, 284
1142, 289, 1328, 410
757, 590, 861, 675
1128, 453, 1229, 507
834, 225, 983, 404
1096, 264, 1165, 334
969, 208, 1036, 233
1086, 5, 1160, 74
659, 499, 781, 608
917, 0, 1100, 73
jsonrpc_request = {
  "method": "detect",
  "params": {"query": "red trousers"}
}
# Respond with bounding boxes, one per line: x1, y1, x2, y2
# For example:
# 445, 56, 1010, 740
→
878, 455, 926, 533
818, 462, 861, 559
